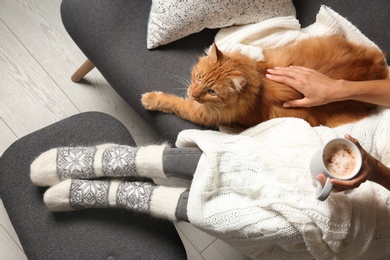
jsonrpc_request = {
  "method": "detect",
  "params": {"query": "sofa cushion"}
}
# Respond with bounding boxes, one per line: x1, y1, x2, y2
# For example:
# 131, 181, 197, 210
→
147, 0, 296, 49
0, 112, 186, 260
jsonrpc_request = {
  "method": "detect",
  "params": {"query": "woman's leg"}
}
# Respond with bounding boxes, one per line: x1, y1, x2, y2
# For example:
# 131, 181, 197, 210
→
31, 145, 202, 222
163, 147, 202, 180
31, 145, 202, 186
43, 179, 187, 221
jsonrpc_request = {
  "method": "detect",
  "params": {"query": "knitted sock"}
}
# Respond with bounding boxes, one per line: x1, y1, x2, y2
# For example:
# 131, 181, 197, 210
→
31, 143, 168, 186
44, 179, 187, 221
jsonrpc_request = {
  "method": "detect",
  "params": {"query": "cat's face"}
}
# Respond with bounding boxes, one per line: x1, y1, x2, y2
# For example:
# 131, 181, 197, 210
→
188, 43, 247, 107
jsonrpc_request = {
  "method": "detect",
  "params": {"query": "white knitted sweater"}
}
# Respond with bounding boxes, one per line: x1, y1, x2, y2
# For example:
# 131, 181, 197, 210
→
177, 108, 390, 259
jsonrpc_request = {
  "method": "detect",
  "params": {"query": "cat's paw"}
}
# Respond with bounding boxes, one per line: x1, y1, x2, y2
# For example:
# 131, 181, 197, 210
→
141, 91, 164, 110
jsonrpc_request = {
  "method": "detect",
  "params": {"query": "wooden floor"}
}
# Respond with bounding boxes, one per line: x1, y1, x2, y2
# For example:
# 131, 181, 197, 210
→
0, 0, 246, 259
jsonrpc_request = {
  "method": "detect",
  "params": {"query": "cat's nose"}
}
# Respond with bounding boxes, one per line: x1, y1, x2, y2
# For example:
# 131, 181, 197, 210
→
191, 92, 201, 99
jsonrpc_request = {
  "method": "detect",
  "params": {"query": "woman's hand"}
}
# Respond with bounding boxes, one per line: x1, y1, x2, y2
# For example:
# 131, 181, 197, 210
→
266, 66, 344, 108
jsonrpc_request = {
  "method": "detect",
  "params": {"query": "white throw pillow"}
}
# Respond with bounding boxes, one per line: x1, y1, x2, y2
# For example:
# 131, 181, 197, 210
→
147, 0, 296, 49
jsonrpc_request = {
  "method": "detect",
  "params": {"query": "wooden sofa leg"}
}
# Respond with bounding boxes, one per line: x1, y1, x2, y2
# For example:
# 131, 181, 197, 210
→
71, 59, 95, 82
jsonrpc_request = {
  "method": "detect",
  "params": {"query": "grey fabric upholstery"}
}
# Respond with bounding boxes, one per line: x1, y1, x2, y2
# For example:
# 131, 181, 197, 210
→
0, 112, 186, 260
60, 0, 390, 144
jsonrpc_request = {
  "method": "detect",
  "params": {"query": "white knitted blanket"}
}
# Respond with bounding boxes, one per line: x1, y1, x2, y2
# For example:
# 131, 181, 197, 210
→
176, 6, 390, 259
177, 108, 390, 259
214, 5, 381, 60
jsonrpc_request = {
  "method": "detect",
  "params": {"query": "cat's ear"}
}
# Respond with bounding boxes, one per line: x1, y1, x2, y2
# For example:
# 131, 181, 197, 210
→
208, 42, 224, 63
230, 77, 247, 92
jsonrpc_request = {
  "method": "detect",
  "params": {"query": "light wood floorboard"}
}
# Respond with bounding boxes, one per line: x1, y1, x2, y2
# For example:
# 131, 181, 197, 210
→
0, 0, 243, 259
0, 118, 17, 156
0, 19, 79, 137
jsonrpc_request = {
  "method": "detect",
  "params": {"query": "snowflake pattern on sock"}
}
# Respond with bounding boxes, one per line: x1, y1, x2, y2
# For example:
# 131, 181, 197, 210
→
70, 179, 110, 209
57, 147, 97, 180
102, 146, 138, 177
117, 181, 155, 213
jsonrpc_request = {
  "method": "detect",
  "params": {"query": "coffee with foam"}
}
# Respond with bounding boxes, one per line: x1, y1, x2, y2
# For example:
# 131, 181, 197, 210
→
323, 144, 357, 178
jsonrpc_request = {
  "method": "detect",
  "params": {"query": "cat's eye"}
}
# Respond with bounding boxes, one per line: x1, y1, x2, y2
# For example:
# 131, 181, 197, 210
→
196, 74, 202, 81
207, 89, 216, 96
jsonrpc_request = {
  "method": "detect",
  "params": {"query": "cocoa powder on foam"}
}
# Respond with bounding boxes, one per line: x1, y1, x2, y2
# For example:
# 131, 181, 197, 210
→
324, 144, 356, 178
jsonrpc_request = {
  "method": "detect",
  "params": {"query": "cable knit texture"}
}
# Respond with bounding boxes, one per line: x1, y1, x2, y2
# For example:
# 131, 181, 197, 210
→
176, 108, 390, 259
214, 5, 382, 61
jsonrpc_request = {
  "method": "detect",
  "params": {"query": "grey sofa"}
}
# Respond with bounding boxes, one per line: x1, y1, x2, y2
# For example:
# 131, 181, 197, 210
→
60, 0, 390, 144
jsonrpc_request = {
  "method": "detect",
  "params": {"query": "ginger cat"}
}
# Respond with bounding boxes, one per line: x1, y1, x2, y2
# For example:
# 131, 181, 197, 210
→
141, 35, 389, 130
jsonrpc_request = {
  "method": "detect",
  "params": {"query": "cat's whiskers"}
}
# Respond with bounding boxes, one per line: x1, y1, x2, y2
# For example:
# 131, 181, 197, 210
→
190, 55, 199, 65
167, 87, 188, 91
171, 75, 191, 96
205, 103, 222, 124
226, 109, 233, 125
171, 75, 191, 86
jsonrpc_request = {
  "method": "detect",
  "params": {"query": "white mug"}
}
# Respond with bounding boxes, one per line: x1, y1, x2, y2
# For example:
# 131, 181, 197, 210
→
310, 138, 362, 201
